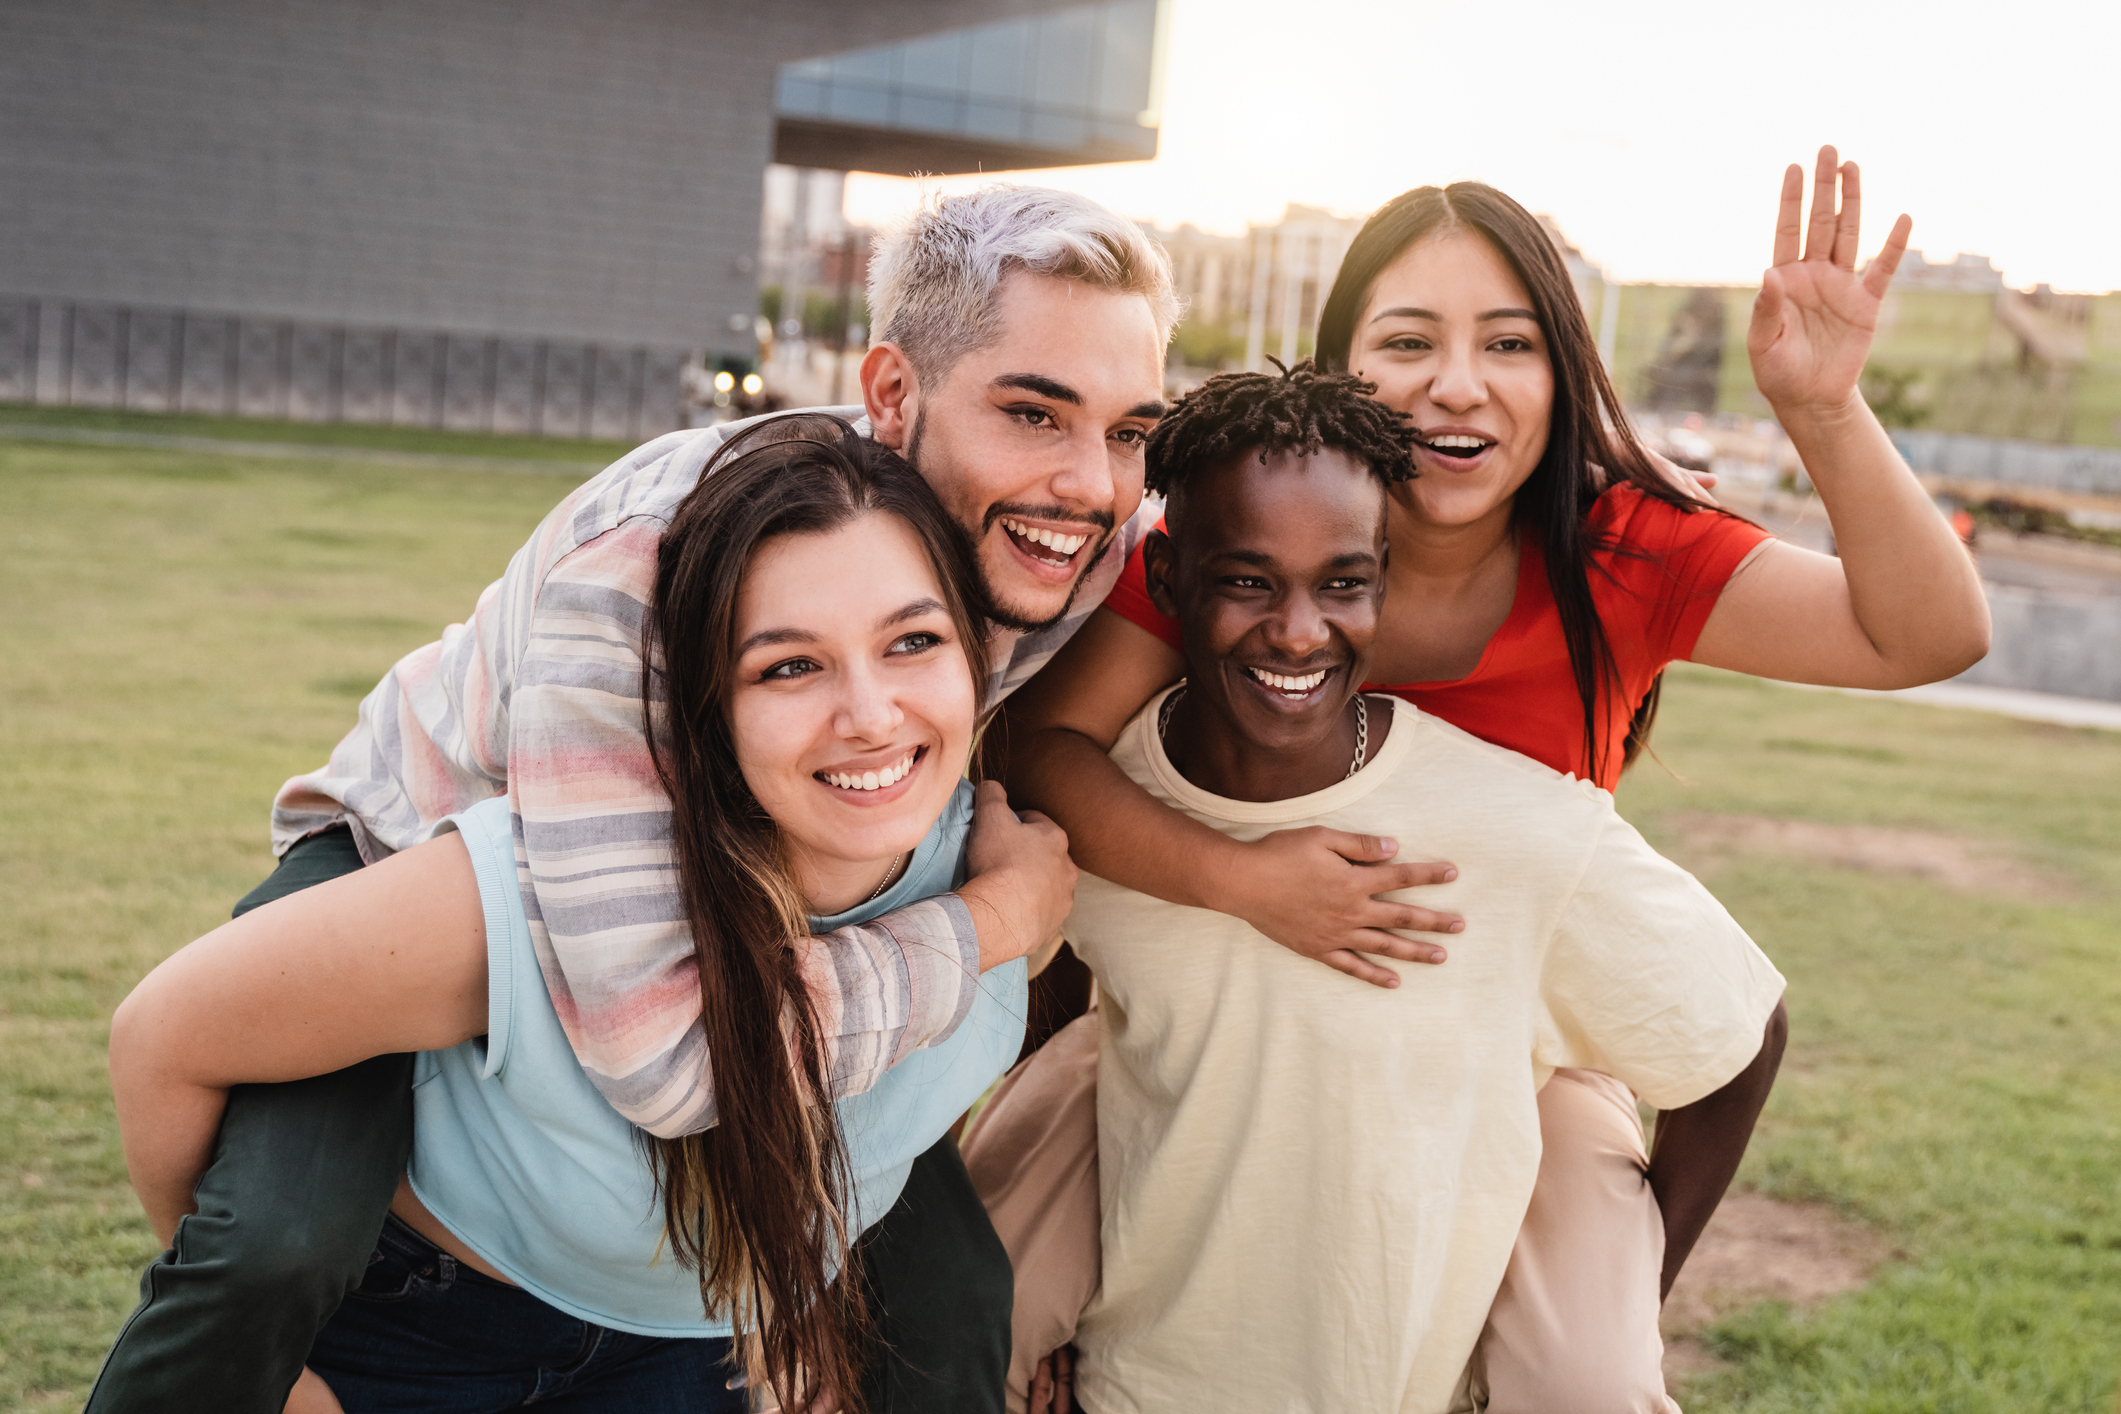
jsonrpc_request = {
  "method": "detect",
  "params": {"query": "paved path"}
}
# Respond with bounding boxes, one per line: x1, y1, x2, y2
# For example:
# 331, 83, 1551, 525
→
1800, 680, 2121, 733
0, 422, 607, 477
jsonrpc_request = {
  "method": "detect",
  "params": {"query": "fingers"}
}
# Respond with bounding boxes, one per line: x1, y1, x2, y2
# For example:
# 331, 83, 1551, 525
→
1772, 163, 1804, 266
1371, 858, 1459, 892
1320, 947, 1405, 989
1347, 928, 1449, 966
1832, 160, 1862, 270
1863, 213, 1914, 299
1316, 828, 1401, 864
972, 778, 1010, 814
1803, 145, 1839, 262
1369, 900, 1462, 937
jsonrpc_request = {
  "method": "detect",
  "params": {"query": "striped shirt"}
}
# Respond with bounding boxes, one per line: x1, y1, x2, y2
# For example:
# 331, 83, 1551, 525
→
272, 407, 1148, 1137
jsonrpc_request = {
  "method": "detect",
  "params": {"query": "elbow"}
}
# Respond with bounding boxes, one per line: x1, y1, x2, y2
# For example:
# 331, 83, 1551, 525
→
1875, 610, 1992, 690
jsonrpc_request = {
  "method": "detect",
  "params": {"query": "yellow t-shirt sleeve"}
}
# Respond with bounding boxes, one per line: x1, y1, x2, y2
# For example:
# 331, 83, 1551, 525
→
1533, 815, 1787, 1111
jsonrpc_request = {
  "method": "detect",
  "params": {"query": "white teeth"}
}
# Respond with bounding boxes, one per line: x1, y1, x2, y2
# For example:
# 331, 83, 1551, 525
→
823, 750, 918, 792
1001, 517, 1089, 556
1248, 667, 1329, 693
1425, 434, 1490, 450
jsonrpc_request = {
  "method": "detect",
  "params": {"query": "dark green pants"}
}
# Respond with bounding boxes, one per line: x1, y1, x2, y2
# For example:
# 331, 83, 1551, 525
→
88, 827, 1011, 1413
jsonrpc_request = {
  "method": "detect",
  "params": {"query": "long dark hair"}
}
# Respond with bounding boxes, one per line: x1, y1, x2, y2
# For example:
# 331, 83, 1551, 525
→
639, 414, 991, 1409
1315, 183, 1712, 779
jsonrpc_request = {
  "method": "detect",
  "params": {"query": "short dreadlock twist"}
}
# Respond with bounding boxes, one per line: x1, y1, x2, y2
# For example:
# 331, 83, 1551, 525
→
1143, 358, 1416, 502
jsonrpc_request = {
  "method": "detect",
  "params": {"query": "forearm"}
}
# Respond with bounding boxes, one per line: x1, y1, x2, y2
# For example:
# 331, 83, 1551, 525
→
110, 1052, 230, 1246
1005, 724, 1240, 908
1781, 396, 1989, 679
1645, 1001, 1789, 1299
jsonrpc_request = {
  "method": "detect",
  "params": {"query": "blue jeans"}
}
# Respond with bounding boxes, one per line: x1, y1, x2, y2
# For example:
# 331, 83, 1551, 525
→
308, 1214, 745, 1413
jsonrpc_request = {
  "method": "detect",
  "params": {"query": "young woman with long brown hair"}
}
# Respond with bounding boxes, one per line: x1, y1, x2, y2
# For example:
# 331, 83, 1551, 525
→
107, 418, 1064, 1413
988, 149, 1990, 1409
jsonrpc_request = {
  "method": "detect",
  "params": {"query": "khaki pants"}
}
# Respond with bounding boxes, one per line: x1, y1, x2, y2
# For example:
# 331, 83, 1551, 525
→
961, 1013, 1679, 1414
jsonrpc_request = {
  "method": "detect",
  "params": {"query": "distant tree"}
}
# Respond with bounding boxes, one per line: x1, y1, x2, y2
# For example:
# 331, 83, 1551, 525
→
1169, 317, 1248, 372
1861, 364, 1930, 428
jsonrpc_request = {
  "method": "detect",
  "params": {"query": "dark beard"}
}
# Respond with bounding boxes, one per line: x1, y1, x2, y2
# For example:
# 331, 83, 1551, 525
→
908, 406, 1118, 635
974, 518, 1120, 634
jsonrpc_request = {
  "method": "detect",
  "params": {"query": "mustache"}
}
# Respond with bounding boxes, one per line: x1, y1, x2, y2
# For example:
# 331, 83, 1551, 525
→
981, 502, 1116, 535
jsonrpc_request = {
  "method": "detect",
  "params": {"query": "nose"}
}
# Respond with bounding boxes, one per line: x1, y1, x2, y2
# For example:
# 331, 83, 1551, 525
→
1427, 337, 1487, 416
833, 659, 904, 744
1045, 425, 1123, 521
1266, 590, 1333, 661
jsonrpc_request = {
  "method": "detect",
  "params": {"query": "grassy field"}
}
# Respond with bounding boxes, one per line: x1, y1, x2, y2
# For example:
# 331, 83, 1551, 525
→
2, 430, 2117, 1409
0, 400, 636, 464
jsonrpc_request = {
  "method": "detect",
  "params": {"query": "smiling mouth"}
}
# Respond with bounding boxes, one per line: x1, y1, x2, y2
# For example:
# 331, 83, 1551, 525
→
1417, 433, 1495, 460
1246, 666, 1331, 700
998, 516, 1092, 568
817, 746, 924, 793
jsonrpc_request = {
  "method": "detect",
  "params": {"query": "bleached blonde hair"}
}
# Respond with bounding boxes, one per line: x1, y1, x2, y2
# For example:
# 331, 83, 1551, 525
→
866, 184, 1181, 385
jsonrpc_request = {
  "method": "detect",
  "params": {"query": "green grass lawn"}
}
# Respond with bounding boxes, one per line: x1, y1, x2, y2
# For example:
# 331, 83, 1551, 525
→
0, 400, 636, 464
2, 434, 2117, 1410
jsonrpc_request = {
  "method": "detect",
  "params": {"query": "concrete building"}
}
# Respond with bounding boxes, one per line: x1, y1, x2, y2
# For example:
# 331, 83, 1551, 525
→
1156, 205, 1365, 380
0, 0, 1165, 440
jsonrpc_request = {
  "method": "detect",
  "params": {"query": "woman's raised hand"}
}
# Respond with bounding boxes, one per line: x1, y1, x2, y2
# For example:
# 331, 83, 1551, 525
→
1746, 146, 1912, 421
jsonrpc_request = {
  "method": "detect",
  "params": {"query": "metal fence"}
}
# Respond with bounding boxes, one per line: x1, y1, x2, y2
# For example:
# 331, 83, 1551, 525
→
0, 297, 689, 442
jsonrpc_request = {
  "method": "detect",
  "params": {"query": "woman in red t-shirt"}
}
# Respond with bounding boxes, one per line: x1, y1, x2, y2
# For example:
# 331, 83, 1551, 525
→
1010, 148, 1988, 979
992, 151, 1989, 1410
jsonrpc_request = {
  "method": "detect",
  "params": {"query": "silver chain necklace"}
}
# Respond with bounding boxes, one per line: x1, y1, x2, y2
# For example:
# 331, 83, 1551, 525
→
1158, 687, 1369, 778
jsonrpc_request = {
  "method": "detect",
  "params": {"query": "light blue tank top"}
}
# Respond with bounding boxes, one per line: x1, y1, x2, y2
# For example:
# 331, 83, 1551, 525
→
407, 785, 1026, 1337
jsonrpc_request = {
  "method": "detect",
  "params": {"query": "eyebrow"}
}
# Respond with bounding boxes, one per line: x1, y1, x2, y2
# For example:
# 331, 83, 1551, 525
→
994, 373, 1081, 405
736, 597, 949, 657
1366, 306, 1539, 325
1205, 549, 1379, 569
995, 374, 1165, 423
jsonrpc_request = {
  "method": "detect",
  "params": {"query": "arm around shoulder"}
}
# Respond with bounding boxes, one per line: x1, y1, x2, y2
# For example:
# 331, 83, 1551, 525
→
998, 610, 1461, 987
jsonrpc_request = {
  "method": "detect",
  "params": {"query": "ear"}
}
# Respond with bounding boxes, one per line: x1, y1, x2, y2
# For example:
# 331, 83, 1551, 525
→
1142, 528, 1181, 620
862, 343, 919, 451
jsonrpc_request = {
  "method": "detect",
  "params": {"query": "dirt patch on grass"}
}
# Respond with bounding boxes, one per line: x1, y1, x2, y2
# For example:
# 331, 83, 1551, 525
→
1661, 1190, 1892, 1381
1668, 811, 2069, 899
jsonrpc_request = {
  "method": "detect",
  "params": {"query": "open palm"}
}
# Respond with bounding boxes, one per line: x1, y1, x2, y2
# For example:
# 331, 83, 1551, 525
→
1746, 146, 1913, 417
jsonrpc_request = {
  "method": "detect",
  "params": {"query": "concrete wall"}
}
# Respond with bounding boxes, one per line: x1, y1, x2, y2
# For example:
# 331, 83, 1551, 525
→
0, 0, 1061, 415
1957, 583, 2121, 702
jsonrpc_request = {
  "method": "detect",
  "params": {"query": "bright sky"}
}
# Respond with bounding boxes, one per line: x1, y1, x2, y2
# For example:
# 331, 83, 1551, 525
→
846, 0, 2121, 292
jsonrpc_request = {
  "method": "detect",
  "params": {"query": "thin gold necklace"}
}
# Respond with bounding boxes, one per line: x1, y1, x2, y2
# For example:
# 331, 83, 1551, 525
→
863, 853, 905, 905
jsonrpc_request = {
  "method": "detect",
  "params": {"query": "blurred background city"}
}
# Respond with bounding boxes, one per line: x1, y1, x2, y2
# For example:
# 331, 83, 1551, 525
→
2, 2, 2117, 1410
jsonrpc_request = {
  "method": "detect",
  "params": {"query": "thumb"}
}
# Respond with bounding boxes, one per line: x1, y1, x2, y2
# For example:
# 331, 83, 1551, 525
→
972, 779, 1012, 819
1750, 266, 1786, 341
1319, 828, 1399, 864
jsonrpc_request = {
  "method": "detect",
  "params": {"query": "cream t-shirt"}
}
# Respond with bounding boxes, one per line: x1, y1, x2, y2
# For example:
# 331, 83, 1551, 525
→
1066, 691, 1785, 1414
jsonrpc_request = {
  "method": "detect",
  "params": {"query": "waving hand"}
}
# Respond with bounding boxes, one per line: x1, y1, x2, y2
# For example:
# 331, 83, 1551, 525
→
1746, 146, 1912, 418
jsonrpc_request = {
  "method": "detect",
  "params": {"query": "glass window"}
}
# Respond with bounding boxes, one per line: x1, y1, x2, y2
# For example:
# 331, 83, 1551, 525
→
776, 0, 1162, 163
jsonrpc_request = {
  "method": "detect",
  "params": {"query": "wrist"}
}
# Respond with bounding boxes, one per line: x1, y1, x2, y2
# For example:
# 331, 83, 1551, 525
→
1197, 834, 1258, 916
1772, 389, 1871, 445
956, 874, 1017, 972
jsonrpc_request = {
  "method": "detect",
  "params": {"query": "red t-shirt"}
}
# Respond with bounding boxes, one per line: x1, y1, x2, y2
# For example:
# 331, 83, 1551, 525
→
1102, 484, 1771, 791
